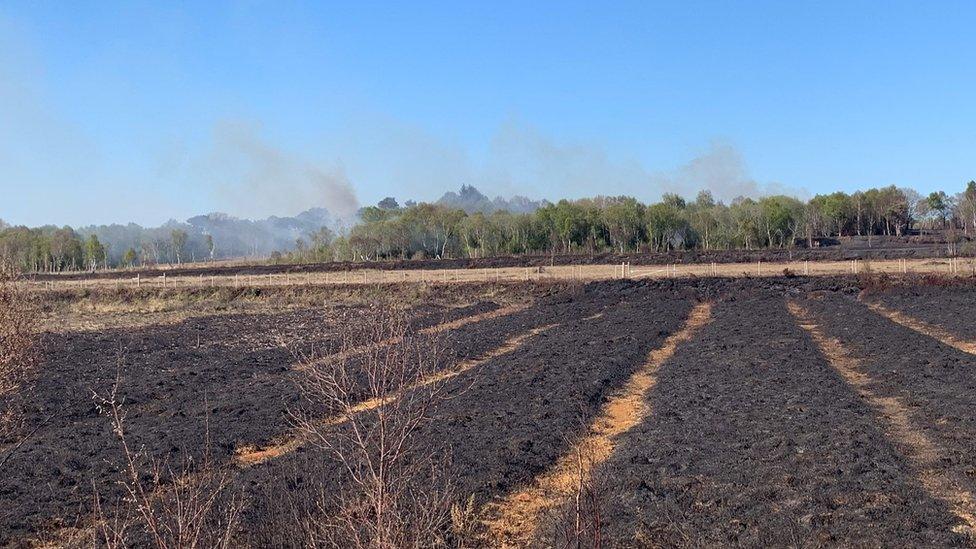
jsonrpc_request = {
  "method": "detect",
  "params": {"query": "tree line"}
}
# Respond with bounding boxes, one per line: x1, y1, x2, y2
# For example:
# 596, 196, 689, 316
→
0, 223, 199, 273
282, 183, 976, 263
3, 182, 975, 271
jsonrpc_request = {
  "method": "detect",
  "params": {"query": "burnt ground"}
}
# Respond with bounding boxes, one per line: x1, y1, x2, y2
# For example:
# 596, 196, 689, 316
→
596, 290, 967, 547
5, 276, 976, 547
235, 280, 698, 546
0, 299, 509, 544
863, 282, 976, 340
799, 292, 976, 504
32, 232, 966, 282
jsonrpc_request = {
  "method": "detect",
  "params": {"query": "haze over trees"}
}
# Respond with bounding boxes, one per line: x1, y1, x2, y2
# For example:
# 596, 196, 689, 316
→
2, 182, 975, 271
281, 182, 976, 263
0, 208, 338, 272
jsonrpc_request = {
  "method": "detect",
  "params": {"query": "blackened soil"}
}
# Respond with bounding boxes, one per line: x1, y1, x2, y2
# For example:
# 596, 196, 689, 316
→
0, 301, 502, 544
801, 293, 976, 512
595, 292, 967, 547
866, 284, 976, 340
7, 278, 976, 548
235, 280, 698, 544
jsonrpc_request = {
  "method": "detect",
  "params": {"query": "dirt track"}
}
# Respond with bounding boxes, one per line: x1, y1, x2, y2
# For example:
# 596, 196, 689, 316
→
28, 233, 963, 282
6, 276, 976, 546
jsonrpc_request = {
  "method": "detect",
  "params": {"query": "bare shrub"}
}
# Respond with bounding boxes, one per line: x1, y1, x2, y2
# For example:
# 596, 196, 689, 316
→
0, 266, 39, 469
857, 271, 893, 294
542, 434, 606, 549
291, 307, 464, 548
91, 361, 244, 548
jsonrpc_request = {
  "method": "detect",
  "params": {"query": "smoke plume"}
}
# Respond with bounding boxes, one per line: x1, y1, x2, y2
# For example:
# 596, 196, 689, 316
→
202, 120, 360, 220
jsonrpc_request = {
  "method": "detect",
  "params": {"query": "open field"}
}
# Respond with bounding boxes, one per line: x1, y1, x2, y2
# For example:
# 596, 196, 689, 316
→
25, 232, 967, 284
20, 256, 976, 292
4, 276, 976, 546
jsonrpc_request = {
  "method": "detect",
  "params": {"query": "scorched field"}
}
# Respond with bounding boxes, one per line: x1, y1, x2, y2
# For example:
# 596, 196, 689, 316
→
3, 276, 976, 548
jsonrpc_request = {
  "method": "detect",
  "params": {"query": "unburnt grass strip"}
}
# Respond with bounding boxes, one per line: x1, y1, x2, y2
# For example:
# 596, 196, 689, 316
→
860, 283, 976, 341
291, 303, 528, 371
481, 301, 712, 547
802, 292, 976, 463
859, 295, 976, 355
593, 294, 966, 547
234, 321, 560, 467
790, 299, 976, 539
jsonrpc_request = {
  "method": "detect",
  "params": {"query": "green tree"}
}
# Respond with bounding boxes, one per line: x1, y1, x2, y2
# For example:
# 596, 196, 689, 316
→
205, 234, 215, 261
645, 202, 688, 251
925, 191, 952, 228
84, 235, 106, 271
170, 229, 188, 264
122, 248, 138, 267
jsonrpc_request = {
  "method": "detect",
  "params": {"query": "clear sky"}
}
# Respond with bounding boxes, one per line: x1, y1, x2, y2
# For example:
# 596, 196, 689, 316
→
1, 1, 974, 226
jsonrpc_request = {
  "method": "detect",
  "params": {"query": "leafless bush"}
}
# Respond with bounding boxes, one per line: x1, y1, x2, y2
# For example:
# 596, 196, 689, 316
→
0, 266, 39, 469
291, 307, 466, 548
91, 361, 244, 549
542, 439, 606, 549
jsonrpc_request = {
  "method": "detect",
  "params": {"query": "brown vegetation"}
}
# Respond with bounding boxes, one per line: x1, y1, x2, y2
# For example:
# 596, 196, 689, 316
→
0, 267, 39, 470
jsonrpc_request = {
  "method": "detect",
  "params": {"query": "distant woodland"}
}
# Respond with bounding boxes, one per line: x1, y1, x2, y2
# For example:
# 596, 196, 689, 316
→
3, 182, 975, 272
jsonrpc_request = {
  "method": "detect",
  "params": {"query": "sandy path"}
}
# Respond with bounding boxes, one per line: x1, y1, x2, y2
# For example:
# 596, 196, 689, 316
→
860, 298, 976, 356
236, 320, 557, 467
789, 300, 976, 538
480, 301, 713, 547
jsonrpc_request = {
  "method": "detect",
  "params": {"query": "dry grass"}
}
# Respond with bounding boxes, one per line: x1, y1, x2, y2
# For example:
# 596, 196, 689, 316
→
0, 266, 40, 470
481, 302, 713, 547
788, 300, 976, 539
30, 282, 540, 334
28, 256, 976, 294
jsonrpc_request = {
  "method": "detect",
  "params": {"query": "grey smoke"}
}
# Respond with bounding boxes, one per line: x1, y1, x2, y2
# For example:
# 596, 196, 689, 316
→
419, 119, 804, 205
654, 141, 808, 202
203, 120, 360, 221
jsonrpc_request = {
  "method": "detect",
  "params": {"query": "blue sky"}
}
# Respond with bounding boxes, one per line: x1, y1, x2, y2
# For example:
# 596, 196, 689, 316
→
1, 1, 974, 226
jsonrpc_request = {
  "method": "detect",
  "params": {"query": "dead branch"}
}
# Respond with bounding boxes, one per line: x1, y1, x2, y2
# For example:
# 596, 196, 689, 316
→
291, 306, 468, 548
90, 353, 244, 549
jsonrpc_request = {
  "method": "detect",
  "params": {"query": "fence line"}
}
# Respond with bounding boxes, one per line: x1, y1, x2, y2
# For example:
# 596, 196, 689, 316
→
21, 257, 976, 291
